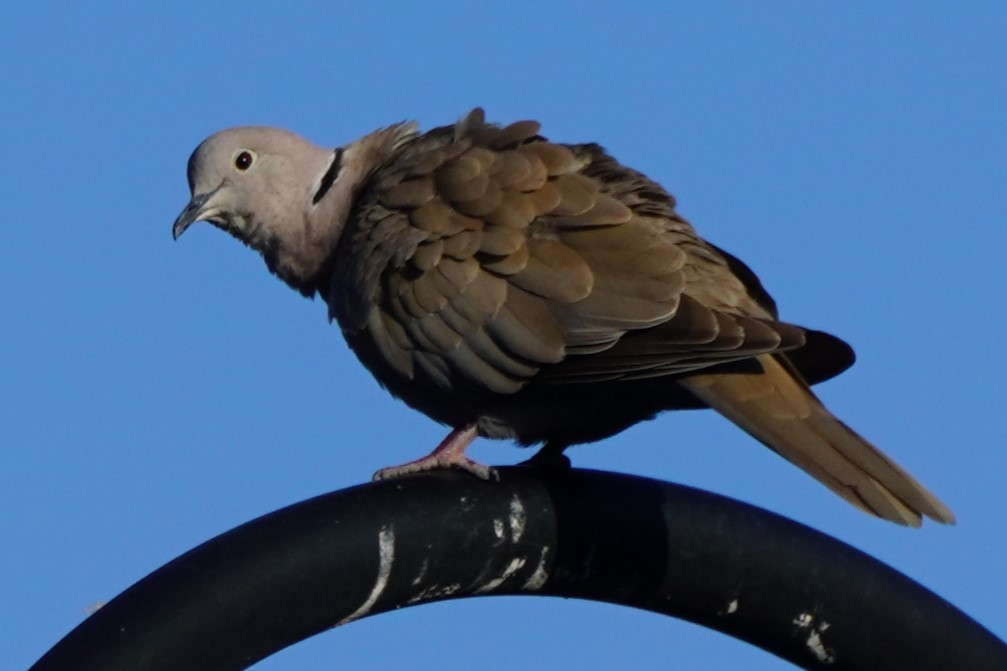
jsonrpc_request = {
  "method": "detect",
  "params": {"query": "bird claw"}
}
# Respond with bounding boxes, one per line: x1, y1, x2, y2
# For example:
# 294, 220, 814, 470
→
372, 424, 497, 481
373, 456, 498, 481
372, 425, 497, 477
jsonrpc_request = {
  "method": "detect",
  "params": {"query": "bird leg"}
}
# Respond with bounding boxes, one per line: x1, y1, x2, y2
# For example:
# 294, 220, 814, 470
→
519, 442, 572, 471
373, 424, 496, 481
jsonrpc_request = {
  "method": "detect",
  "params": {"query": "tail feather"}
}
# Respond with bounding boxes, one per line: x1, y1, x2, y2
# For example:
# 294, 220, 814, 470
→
680, 354, 955, 526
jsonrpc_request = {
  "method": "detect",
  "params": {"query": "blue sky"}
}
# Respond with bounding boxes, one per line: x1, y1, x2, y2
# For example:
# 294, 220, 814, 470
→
3, 2, 1006, 669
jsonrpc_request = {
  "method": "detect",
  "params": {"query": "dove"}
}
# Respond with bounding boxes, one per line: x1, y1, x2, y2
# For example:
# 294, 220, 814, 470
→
173, 108, 954, 526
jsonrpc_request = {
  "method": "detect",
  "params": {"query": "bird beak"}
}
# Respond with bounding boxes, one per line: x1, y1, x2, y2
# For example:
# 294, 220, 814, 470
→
172, 188, 219, 240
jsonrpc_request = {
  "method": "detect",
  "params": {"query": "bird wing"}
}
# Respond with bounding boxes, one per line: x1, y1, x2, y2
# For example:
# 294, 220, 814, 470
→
331, 108, 810, 394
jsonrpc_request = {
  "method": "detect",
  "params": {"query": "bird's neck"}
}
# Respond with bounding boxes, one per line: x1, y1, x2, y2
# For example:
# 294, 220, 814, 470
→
263, 123, 419, 297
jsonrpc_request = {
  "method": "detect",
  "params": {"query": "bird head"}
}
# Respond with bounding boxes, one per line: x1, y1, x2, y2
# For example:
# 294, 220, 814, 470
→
172, 127, 333, 243
172, 126, 351, 293
172, 122, 419, 294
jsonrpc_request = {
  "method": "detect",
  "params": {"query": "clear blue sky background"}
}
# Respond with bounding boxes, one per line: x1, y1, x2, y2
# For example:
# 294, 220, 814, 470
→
3, 3, 1005, 669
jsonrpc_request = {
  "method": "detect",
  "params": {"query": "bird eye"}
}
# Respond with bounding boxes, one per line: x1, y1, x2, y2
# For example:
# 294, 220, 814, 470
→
233, 150, 255, 172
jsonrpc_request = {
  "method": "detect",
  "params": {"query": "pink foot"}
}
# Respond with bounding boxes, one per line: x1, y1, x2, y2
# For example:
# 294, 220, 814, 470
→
373, 425, 497, 481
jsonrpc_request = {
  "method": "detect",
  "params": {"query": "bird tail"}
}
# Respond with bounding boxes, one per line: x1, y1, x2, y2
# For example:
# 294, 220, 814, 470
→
680, 354, 955, 526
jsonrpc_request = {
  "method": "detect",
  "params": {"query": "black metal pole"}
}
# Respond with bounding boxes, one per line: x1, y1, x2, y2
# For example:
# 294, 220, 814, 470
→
28, 468, 1007, 670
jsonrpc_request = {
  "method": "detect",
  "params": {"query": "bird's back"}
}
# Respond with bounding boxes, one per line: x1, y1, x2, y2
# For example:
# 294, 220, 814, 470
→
327, 110, 828, 435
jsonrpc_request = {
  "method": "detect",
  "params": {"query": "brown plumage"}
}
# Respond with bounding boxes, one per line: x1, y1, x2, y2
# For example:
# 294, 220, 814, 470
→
173, 108, 954, 526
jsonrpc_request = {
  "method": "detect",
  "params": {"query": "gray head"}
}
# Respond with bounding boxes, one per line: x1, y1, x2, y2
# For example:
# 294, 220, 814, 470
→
172, 126, 334, 243
173, 123, 418, 294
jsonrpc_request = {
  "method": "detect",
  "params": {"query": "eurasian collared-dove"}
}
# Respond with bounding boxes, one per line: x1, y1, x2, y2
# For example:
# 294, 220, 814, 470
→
173, 108, 954, 526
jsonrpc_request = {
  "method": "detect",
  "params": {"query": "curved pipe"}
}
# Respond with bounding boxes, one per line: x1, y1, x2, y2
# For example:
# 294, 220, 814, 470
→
29, 468, 1007, 670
